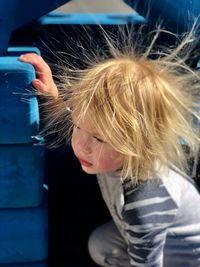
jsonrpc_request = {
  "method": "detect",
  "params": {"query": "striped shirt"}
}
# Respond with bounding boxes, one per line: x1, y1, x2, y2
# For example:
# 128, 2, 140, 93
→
97, 165, 200, 267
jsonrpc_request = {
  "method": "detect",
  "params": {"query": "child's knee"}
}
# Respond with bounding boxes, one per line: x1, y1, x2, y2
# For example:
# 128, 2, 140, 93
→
88, 226, 107, 266
88, 221, 129, 266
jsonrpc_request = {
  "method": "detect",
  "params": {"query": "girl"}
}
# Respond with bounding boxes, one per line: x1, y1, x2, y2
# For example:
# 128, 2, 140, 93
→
20, 29, 200, 267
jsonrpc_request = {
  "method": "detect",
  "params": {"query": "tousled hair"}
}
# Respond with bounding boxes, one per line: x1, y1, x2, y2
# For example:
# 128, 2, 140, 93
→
40, 25, 200, 182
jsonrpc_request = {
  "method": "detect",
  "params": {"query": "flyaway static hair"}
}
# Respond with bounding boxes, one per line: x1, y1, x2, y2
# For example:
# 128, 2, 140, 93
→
39, 24, 200, 182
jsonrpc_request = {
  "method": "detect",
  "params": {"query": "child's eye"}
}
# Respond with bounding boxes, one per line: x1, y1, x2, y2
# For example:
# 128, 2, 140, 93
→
94, 136, 104, 143
73, 124, 80, 130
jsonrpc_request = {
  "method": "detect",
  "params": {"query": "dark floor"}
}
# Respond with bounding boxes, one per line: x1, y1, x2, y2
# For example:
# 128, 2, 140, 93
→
47, 145, 110, 267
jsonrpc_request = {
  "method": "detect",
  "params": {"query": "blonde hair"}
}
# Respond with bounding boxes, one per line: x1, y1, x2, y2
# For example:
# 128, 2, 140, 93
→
43, 26, 200, 182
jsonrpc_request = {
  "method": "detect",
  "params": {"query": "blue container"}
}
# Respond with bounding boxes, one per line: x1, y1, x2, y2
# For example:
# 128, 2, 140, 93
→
40, 12, 145, 25
2, 261, 48, 267
0, 0, 71, 55
124, 0, 200, 33
0, 144, 45, 208
7, 47, 41, 56
0, 56, 40, 144
0, 193, 48, 264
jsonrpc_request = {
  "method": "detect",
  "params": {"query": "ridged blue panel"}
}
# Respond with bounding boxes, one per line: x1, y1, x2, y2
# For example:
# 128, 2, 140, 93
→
0, 193, 48, 264
0, 0, 71, 54
7, 47, 41, 56
0, 56, 39, 144
0, 144, 45, 208
124, 0, 200, 33
2, 261, 48, 267
40, 12, 145, 25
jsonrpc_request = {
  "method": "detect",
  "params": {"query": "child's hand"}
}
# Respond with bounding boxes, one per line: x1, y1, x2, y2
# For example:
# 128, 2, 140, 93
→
19, 53, 59, 99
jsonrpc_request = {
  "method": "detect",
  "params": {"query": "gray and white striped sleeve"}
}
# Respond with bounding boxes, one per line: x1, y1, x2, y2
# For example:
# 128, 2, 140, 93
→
121, 179, 178, 267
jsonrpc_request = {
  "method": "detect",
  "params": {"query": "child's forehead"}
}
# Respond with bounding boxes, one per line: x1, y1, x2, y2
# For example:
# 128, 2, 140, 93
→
72, 111, 98, 134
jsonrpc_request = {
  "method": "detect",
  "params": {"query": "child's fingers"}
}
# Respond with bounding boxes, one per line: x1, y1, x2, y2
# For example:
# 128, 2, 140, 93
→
32, 79, 48, 93
19, 53, 52, 85
19, 53, 47, 72
20, 53, 59, 99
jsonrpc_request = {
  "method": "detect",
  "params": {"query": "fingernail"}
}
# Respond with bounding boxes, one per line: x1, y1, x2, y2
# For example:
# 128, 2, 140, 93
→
33, 79, 40, 84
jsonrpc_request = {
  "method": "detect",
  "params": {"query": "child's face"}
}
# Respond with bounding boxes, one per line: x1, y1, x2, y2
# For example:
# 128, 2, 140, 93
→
71, 115, 125, 175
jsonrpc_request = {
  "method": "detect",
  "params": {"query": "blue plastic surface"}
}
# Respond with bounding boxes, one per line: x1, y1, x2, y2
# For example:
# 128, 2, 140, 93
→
3, 261, 47, 267
124, 0, 200, 33
0, 56, 40, 144
7, 47, 41, 56
0, 0, 70, 54
40, 12, 145, 25
0, 193, 48, 264
0, 144, 45, 208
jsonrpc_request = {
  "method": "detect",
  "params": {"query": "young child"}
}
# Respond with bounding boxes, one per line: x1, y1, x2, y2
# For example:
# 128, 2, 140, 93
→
20, 29, 200, 267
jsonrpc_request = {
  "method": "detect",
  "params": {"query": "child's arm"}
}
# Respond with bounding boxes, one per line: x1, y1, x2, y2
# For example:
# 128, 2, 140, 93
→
19, 53, 59, 99
122, 179, 178, 266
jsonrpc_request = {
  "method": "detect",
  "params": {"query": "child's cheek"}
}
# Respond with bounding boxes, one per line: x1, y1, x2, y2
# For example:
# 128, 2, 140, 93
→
96, 149, 124, 173
71, 131, 78, 154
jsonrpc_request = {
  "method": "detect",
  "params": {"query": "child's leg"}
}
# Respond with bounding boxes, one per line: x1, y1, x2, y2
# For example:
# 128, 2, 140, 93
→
88, 220, 131, 267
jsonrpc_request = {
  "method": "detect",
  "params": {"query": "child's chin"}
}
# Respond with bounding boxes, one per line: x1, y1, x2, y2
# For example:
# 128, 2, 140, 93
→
81, 165, 97, 175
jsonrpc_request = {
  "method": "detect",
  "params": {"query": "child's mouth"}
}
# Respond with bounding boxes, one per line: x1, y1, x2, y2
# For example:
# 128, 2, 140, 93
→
78, 158, 93, 167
